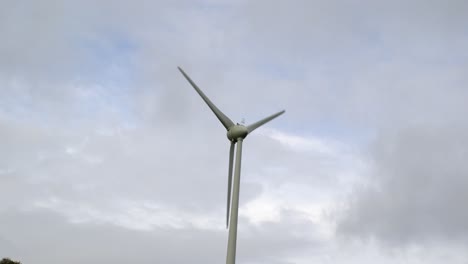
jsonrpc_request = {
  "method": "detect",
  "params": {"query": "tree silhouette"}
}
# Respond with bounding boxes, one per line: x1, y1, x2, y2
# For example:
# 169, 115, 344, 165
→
0, 258, 21, 264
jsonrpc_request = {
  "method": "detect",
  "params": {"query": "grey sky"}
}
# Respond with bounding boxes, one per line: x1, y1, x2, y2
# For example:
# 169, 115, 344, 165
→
1, 0, 468, 263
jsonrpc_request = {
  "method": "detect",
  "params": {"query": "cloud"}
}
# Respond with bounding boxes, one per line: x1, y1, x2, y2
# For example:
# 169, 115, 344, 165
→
2, 0, 468, 263
338, 124, 468, 245
0, 108, 357, 262
0, 208, 319, 264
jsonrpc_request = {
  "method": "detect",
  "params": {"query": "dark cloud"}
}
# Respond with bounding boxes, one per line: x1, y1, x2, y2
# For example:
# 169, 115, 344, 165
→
338, 124, 468, 245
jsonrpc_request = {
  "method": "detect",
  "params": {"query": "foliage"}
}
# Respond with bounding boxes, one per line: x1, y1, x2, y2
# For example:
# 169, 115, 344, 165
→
0, 258, 21, 264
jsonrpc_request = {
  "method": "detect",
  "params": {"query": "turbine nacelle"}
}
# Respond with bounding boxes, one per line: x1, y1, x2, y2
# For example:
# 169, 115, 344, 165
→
227, 125, 248, 142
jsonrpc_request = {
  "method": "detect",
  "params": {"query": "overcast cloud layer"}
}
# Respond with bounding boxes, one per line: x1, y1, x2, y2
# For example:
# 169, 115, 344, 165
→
1, 1, 468, 263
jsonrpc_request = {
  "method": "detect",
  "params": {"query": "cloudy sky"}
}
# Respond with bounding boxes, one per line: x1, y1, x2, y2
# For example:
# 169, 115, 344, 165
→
1, 0, 468, 263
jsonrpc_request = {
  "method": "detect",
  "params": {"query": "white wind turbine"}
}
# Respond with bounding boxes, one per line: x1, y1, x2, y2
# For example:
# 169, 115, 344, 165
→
178, 67, 285, 264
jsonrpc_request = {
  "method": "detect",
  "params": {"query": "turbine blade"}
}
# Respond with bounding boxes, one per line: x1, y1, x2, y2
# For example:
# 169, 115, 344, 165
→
226, 141, 235, 228
247, 110, 285, 133
178, 67, 235, 129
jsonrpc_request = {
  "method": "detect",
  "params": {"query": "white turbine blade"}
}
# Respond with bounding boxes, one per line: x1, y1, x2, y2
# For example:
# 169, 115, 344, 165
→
246, 110, 285, 133
178, 67, 235, 129
226, 141, 235, 228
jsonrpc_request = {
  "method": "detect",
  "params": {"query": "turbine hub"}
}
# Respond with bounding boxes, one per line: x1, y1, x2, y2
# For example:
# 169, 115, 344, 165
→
227, 125, 248, 141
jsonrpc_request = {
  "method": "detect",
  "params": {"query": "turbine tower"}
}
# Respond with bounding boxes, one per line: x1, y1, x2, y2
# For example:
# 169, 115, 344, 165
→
178, 67, 285, 264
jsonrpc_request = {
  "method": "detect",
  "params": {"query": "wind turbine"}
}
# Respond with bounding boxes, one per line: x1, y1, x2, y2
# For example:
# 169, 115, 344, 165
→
178, 67, 285, 264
